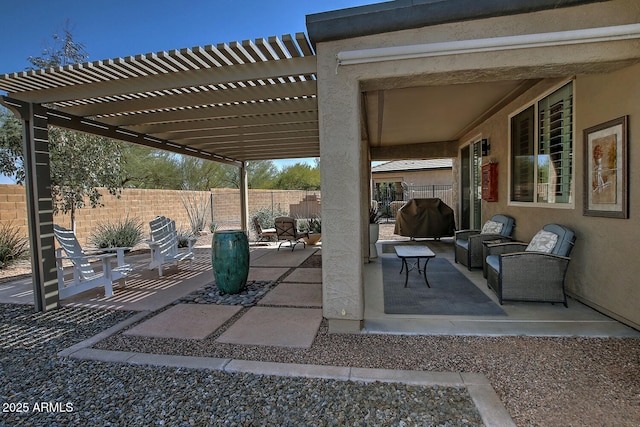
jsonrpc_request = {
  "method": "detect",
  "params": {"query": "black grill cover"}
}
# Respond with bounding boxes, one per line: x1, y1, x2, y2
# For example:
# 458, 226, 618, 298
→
394, 198, 456, 238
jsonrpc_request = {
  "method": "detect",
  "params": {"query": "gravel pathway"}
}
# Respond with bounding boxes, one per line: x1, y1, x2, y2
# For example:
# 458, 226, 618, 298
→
1, 304, 483, 426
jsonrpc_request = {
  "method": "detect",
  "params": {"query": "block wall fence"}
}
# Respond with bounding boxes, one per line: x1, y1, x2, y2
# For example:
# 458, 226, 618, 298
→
0, 184, 321, 244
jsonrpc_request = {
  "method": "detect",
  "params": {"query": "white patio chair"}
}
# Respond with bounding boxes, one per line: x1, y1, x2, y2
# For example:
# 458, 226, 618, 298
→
53, 224, 132, 299
146, 216, 197, 276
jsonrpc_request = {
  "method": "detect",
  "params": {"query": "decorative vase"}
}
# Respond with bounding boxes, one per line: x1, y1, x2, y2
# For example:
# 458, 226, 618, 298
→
369, 223, 380, 259
212, 230, 249, 294
303, 233, 322, 245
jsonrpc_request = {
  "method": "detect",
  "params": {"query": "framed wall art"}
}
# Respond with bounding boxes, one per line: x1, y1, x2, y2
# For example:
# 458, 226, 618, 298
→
583, 116, 628, 218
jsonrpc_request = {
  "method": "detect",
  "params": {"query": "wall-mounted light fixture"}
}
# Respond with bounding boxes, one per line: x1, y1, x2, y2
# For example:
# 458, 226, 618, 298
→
481, 139, 490, 156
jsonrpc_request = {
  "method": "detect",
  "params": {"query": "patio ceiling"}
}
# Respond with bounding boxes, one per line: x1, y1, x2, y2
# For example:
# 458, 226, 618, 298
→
0, 33, 318, 165
363, 79, 537, 154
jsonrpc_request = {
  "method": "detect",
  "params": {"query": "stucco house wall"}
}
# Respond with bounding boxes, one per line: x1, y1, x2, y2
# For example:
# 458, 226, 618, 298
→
315, 0, 640, 331
459, 63, 640, 329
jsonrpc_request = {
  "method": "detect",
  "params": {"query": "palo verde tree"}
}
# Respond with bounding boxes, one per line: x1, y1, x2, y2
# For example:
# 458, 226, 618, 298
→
0, 22, 125, 230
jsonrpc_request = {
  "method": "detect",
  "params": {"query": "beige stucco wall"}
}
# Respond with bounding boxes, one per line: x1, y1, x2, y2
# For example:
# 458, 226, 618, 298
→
459, 63, 640, 329
574, 64, 639, 327
316, 0, 640, 331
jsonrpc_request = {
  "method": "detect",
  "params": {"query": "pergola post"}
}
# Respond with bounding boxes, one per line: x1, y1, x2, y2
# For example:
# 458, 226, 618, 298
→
3, 99, 58, 311
239, 161, 249, 232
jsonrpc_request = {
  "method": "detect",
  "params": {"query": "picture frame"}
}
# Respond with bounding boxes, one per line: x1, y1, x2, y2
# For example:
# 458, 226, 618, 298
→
583, 116, 628, 218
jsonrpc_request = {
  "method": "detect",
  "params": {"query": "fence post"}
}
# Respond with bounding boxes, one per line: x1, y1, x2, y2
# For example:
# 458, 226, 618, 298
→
210, 192, 214, 227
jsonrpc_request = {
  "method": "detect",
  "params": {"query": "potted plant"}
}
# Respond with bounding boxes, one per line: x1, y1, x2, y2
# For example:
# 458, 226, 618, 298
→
369, 203, 382, 259
302, 215, 322, 245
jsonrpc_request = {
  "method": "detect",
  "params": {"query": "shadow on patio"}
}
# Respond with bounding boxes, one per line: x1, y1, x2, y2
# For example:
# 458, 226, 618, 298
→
1, 236, 638, 338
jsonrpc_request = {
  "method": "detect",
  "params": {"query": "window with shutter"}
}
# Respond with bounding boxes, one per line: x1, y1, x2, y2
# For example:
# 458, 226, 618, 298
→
509, 81, 574, 207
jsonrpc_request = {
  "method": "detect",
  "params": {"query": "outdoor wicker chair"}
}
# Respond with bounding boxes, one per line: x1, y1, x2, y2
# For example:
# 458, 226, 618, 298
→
485, 223, 576, 307
454, 214, 515, 270
274, 216, 309, 251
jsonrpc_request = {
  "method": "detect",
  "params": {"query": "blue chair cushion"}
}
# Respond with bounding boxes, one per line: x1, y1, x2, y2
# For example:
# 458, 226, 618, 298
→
542, 224, 576, 256
491, 214, 515, 237
455, 239, 469, 250
486, 254, 501, 273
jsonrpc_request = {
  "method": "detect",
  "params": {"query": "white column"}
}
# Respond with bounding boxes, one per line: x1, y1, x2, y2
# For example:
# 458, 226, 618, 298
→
317, 47, 365, 333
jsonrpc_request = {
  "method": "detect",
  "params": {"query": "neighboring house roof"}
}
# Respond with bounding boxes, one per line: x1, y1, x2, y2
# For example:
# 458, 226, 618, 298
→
372, 159, 452, 173
307, 0, 604, 44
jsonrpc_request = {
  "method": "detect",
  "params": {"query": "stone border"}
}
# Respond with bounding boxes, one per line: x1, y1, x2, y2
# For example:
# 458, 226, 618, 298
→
57, 315, 515, 426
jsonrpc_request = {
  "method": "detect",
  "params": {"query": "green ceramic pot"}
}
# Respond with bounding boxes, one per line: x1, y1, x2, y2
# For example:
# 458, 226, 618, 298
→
212, 230, 249, 294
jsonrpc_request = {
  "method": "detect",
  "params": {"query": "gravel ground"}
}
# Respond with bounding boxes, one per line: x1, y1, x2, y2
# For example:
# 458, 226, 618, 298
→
1, 304, 482, 426
3, 224, 640, 426
97, 318, 640, 426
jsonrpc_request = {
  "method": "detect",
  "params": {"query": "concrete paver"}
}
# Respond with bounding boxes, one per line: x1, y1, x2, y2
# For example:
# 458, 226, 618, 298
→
216, 306, 323, 348
124, 304, 242, 339
282, 268, 322, 283
247, 267, 289, 282
258, 282, 322, 307
250, 246, 317, 268
468, 384, 517, 427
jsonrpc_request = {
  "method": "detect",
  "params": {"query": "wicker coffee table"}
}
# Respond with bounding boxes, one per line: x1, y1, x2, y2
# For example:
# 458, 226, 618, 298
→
394, 245, 436, 288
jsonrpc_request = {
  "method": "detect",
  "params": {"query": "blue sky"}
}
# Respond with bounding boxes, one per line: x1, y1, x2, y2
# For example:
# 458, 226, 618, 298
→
0, 0, 383, 183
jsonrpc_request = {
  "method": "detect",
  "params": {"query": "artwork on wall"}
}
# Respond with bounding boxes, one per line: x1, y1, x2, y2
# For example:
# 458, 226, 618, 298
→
583, 116, 628, 218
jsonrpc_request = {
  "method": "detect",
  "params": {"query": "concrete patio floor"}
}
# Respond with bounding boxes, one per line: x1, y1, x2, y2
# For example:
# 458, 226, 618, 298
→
0, 244, 326, 349
365, 238, 640, 338
2, 238, 638, 340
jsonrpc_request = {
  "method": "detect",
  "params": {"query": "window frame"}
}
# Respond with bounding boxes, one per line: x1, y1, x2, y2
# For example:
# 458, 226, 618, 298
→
507, 79, 576, 209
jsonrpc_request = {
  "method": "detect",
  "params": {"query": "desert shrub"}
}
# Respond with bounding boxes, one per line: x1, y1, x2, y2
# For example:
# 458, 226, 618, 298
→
88, 216, 144, 249
379, 204, 393, 220
251, 206, 288, 237
298, 215, 321, 233
181, 191, 210, 236
0, 222, 29, 269
176, 227, 194, 248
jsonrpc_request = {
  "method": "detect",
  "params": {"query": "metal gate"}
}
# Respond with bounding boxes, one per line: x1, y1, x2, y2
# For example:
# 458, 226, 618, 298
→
374, 183, 453, 220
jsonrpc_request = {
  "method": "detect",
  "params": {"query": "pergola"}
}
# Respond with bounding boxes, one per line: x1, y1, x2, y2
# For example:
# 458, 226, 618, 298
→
0, 33, 318, 311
